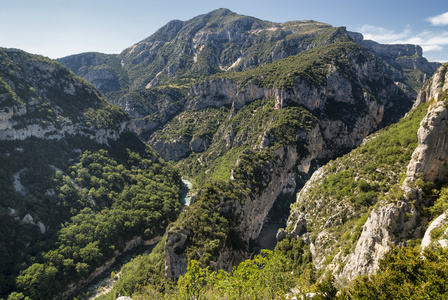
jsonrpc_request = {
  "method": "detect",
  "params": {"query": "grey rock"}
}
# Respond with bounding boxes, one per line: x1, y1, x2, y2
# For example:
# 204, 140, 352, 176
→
404, 64, 448, 196
341, 201, 418, 280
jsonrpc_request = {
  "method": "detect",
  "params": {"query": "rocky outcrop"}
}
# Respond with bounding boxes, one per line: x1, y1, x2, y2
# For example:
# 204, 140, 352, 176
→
151, 139, 191, 162
414, 64, 448, 107
107, 87, 187, 140
0, 111, 126, 144
348, 31, 440, 100
340, 201, 419, 280
187, 78, 275, 110
153, 44, 411, 162
83, 68, 120, 94
165, 231, 189, 279
404, 64, 448, 195
421, 212, 448, 250
0, 48, 128, 144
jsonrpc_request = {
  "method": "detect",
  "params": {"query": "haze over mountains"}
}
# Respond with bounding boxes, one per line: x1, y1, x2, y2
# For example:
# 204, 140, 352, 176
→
1, 8, 448, 299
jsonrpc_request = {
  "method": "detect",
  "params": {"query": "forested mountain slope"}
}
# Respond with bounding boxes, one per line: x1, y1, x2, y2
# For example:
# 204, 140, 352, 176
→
155, 41, 413, 280
2, 8, 446, 300
95, 64, 448, 300
58, 9, 439, 143
0, 48, 183, 299
97, 64, 448, 300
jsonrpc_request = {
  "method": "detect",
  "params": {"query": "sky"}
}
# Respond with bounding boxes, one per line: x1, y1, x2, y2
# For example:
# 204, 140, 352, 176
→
1, 0, 448, 62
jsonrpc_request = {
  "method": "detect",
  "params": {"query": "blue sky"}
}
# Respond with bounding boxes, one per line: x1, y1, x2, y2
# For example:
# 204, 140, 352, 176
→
1, 0, 448, 62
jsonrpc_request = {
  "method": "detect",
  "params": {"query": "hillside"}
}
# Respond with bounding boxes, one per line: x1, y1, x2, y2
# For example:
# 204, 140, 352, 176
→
96, 64, 448, 300
0, 48, 183, 299
156, 40, 413, 280
57, 9, 439, 148
3, 8, 448, 300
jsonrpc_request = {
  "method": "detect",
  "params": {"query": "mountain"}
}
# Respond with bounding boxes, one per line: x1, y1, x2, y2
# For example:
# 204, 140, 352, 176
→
0, 48, 183, 299
99, 63, 448, 299
0, 48, 128, 142
59, 9, 439, 96
58, 9, 351, 92
57, 8, 439, 144
160, 40, 413, 279
56, 8, 443, 292
3, 8, 448, 300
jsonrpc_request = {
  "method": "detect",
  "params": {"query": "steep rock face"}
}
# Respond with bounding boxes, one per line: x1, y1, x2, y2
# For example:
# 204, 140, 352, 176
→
348, 31, 440, 99
404, 64, 448, 193
163, 44, 413, 279
164, 144, 303, 279
340, 201, 419, 280
282, 101, 429, 282
0, 48, 128, 143
108, 87, 187, 140
238, 146, 299, 242
152, 43, 411, 162
187, 78, 274, 110
83, 68, 120, 94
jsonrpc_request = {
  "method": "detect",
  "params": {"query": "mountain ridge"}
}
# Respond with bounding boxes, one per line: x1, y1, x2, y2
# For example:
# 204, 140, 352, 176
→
57, 8, 439, 148
3, 8, 448, 299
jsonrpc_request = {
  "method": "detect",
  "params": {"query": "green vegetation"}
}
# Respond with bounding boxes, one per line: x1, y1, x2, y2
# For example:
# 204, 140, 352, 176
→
98, 242, 448, 299
176, 250, 293, 300
402, 67, 429, 94
0, 48, 129, 131
218, 42, 367, 90
13, 144, 181, 299
94, 237, 174, 300
174, 98, 317, 187
346, 246, 448, 299
151, 106, 230, 143
169, 181, 244, 266
0, 133, 183, 299
292, 102, 428, 213
284, 103, 429, 274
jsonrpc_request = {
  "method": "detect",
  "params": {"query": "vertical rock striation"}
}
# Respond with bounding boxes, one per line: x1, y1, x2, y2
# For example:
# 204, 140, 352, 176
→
404, 64, 448, 193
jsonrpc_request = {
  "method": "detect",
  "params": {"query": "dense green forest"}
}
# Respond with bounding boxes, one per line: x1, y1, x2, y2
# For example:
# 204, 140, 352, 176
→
85, 101, 448, 299
0, 134, 183, 299
1, 9, 446, 299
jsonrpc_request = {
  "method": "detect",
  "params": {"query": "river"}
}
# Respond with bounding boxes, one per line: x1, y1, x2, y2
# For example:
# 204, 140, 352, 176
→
180, 179, 192, 206
73, 179, 193, 299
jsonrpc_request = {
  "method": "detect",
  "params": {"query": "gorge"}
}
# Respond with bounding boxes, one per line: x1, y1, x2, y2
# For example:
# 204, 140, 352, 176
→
1, 8, 448, 300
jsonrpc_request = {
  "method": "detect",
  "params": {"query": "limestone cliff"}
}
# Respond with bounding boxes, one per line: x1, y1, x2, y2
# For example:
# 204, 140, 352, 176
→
150, 42, 411, 162
340, 200, 419, 280
162, 42, 413, 279
282, 99, 430, 282
404, 63, 448, 193
0, 48, 129, 143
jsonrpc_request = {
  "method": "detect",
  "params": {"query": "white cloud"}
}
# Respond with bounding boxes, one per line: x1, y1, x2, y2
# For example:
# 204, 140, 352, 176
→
359, 24, 411, 44
427, 12, 448, 26
358, 24, 448, 59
